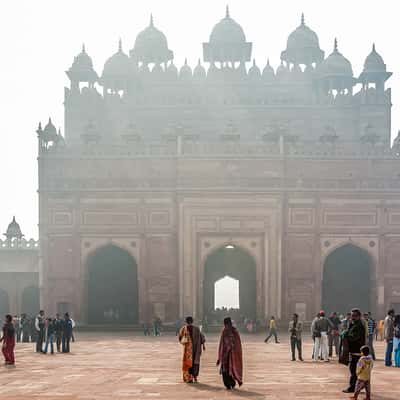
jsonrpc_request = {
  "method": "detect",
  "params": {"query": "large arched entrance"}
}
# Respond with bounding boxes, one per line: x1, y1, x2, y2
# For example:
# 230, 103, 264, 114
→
87, 245, 139, 324
0, 288, 10, 317
203, 245, 257, 324
21, 286, 40, 317
322, 244, 372, 314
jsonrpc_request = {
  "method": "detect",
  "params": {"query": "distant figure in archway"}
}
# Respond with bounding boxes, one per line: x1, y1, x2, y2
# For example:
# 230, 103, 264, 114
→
1, 314, 15, 366
178, 316, 205, 383
264, 316, 279, 343
217, 317, 243, 390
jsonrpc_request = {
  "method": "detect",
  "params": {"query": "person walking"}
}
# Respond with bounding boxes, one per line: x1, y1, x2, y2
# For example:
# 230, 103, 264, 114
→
43, 318, 55, 354
351, 345, 373, 400
365, 312, 376, 360
328, 311, 341, 358
1, 315, 15, 366
62, 313, 73, 353
342, 308, 366, 394
313, 311, 330, 362
13, 316, 21, 343
34, 310, 45, 353
288, 313, 303, 361
393, 314, 400, 367
384, 308, 395, 367
216, 317, 243, 390
264, 316, 279, 343
178, 316, 206, 383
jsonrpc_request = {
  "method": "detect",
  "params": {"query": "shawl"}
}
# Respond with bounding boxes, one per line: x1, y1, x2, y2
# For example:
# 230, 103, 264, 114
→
218, 326, 243, 386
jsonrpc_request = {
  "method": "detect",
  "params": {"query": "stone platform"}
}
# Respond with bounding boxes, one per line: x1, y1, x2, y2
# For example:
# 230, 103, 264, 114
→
0, 333, 398, 399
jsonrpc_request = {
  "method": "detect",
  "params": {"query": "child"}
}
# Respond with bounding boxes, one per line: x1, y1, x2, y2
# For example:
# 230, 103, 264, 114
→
351, 345, 373, 400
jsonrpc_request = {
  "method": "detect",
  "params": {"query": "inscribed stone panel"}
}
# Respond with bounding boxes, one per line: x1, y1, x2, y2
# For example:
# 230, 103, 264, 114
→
53, 212, 72, 226
323, 212, 376, 226
149, 211, 170, 226
289, 208, 314, 226
196, 219, 218, 231
83, 212, 138, 225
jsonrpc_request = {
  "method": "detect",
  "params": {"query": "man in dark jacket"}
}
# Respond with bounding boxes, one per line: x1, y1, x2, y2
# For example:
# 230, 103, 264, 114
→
62, 313, 73, 353
54, 314, 63, 352
342, 308, 366, 393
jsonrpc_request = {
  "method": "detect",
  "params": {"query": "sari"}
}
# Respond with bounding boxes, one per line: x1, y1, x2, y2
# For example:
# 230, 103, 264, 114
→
218, 325, 243, 388
178, 324, 205, 383
1, 322, 15, 365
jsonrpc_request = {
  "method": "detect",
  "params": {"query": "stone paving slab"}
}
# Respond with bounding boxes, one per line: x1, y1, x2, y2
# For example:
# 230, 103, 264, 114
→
0, 333, 398, 399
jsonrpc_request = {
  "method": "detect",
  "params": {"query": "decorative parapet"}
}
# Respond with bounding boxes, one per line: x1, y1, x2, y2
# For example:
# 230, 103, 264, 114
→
0, 238, 39, 250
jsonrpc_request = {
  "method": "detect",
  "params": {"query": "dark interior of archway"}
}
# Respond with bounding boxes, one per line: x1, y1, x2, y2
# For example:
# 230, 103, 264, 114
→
0, 289, 10, 317
322, 244, 371, 314
203, 246, 257, 322
21, 286, 40, 317
88, 245, 138, 324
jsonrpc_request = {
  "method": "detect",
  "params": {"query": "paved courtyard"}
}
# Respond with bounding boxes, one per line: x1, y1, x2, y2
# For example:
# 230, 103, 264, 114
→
0, 333, 398, 399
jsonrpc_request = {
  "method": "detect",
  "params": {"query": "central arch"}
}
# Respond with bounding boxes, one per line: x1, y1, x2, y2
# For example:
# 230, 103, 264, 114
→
203, 245, 257, 323
322, 244, 372, 314
87, 245, 139, 324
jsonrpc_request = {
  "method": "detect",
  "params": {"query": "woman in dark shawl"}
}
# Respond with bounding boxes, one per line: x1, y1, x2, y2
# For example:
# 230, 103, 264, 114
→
1, 314, 16, 366
216, 317, 243, 390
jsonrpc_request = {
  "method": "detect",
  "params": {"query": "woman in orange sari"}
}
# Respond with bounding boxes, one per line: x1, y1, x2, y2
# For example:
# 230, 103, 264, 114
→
178, 316, 206, 383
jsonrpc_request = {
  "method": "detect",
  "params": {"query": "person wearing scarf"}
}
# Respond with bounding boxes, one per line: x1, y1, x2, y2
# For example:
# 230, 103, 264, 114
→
178, 316, 205, 383
217, 317, 243, 390
1, 314, 16, 366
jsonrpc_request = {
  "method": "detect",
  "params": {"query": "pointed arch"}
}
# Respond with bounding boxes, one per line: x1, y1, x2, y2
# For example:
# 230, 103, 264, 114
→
322, 243, 373, 313
86, 244, 139, 324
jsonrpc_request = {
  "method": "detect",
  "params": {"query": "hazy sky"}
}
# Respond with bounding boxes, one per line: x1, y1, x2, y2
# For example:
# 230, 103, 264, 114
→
1, 0, 399, 239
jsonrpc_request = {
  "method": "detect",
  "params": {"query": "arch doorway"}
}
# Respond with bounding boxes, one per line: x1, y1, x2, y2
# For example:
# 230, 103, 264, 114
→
87, 245, 139, 324
322, 244, 372, 314
0, 288, 10, 317
21, 286, 40, 317
203, 245, 257, 323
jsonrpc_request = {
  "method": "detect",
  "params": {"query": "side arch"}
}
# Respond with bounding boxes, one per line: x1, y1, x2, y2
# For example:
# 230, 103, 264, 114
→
322, 243, 374, 314
86, 244, 139, 324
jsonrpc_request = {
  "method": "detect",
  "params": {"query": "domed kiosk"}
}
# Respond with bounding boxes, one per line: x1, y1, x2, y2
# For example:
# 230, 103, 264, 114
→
203, 6, 252, 64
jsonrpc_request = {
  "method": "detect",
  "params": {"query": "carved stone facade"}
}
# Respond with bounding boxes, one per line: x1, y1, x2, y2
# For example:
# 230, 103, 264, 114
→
32, 9, 400, 322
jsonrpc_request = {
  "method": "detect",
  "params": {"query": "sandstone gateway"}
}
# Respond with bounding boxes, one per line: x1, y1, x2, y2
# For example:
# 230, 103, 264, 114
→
2, 9, 400, 324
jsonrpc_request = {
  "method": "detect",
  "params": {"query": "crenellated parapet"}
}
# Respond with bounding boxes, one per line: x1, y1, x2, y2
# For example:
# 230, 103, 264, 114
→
0, 238, 39, 250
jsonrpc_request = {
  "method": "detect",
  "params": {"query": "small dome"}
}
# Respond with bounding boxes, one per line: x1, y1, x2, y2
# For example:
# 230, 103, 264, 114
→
102, 40, 131, 79
69, 44, 94, 72
363, 44, 386, 73
66, 44, 98, 82
42, 118, 58, 142
193, 59, 206, 80
179, 59, 192, 80
276, 61, 290, 80
319, 39, 353, 77
4, 216, 23, 240
262, 59, 275, 81
281, 14, 324, 65
131, 15, 173, 64
209, 6, 246, 45
248, 59, 261, 80
166, 61, 178, 80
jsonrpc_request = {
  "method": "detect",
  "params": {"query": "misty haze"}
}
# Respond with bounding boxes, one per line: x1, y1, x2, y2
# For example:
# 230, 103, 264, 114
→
0, 1, 400, 398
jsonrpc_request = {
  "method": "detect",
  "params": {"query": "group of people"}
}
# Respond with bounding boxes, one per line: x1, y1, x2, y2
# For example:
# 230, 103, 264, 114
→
143, 316, 163, 336
1, 310, 75, 366
178, 316, 242, 390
